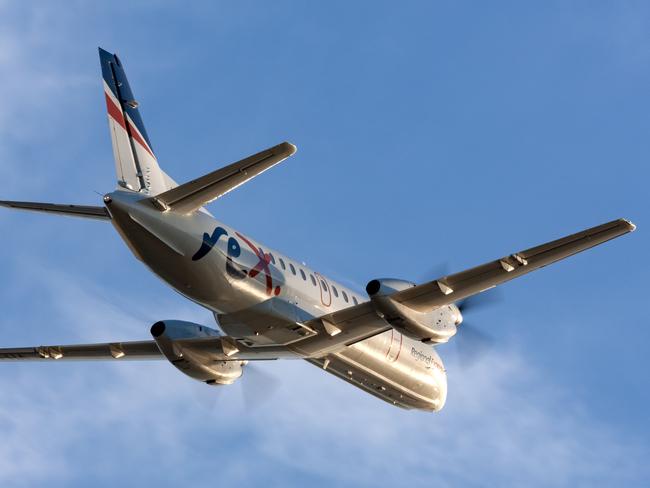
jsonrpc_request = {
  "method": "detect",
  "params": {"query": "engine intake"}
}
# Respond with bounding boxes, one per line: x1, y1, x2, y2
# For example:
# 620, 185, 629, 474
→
366, 278, 415, 297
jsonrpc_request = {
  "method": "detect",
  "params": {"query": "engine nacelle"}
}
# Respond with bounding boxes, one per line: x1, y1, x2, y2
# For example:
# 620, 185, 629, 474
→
366, 278, 461, 343
150, 320, 243, 385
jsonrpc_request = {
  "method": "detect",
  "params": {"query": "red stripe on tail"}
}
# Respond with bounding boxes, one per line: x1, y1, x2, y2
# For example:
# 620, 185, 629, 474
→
105, 92, 155, 159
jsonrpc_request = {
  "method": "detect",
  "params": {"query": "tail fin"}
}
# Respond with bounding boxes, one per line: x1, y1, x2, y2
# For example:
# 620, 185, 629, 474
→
99, 48, 175, 195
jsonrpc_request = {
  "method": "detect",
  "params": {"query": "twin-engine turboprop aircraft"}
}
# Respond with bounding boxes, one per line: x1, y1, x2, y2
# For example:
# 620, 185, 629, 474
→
0, 48, 636, 411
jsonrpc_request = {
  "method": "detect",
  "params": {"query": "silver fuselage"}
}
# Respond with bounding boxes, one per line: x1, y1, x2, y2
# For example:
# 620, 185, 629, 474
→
106, 190, 447, 411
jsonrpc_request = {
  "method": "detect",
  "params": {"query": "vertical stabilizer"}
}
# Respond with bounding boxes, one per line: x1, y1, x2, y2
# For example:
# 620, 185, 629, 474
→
99, 48, 175, 194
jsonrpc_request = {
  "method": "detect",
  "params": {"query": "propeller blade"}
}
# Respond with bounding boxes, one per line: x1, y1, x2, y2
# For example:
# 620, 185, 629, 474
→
240, 362, 280, 412
190, 362, 280, 413
454, 321, 493, 369
457, 287, 503, 314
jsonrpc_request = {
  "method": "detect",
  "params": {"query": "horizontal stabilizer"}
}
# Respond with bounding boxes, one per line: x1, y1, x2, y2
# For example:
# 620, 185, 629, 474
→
151, 142, 297, 214
0, 200, 110, 220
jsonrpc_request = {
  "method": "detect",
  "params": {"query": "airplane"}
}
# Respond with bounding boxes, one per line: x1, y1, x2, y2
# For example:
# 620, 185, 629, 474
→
0, 48, 636, 411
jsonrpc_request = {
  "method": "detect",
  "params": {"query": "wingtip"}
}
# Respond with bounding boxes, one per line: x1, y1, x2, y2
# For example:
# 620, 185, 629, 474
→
284, 141, 297, 155
275, 141, 297, 157
622, 218, 636, 232
618, 219, 636, 232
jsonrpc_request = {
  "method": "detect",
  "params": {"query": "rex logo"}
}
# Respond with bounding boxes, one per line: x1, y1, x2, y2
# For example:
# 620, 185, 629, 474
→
192, 226, 281, 296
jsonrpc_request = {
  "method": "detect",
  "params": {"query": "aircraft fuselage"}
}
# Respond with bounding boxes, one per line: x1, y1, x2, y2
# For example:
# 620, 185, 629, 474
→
105, 190, 448, 411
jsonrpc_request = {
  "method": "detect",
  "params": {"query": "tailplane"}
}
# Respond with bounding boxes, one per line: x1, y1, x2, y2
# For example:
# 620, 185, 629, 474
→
0, 200, 110, 220
99, 48, 176, 195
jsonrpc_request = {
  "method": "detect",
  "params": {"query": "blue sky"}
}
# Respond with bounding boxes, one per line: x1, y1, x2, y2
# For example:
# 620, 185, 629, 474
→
0, 1, 648, 486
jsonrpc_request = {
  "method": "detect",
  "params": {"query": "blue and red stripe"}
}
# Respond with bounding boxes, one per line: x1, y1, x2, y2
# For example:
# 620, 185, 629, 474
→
98, 47, 155, 155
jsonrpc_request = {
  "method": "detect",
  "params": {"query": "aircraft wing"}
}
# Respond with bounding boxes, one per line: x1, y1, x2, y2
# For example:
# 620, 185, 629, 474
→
215, 218, 635, 355
0, 340, 161, 361
389, 218, 636, 313
151, 141, 296, 214
0, 336, 304, 362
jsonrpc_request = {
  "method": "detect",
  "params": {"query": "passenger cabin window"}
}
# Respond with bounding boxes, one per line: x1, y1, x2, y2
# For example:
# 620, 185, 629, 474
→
290, 263, 296, 275
342, 291, 349, 303
279, 258, 286, 270
320, 280, 328, 292
300, 269, 307, 280
310, 275, 317, 286
332, 286, 339, 298
352, 296, 359, 305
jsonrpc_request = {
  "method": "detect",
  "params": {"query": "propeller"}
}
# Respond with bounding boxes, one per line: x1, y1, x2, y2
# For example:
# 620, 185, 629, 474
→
457, 288, 503, 314
191, 362, 280, 414
240, 361, 280, 412
414, 262, 504, 366
417, 259, 502, 315
452, 287, 504, 368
